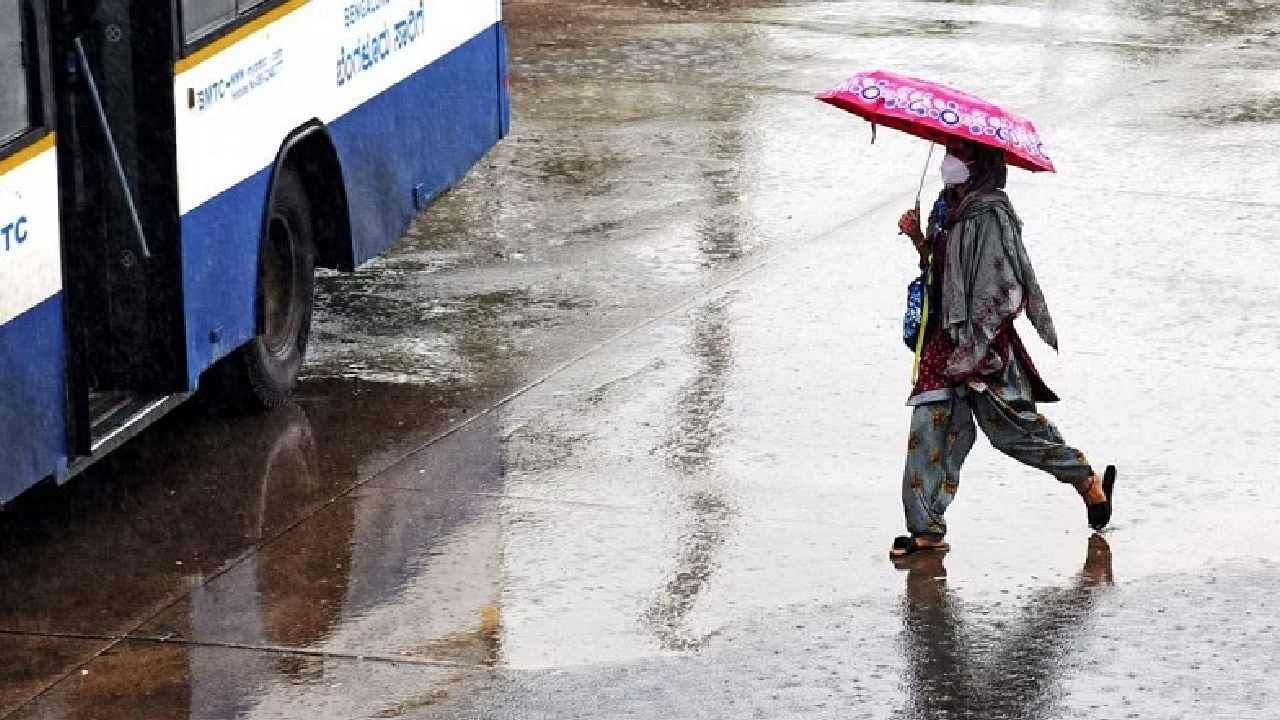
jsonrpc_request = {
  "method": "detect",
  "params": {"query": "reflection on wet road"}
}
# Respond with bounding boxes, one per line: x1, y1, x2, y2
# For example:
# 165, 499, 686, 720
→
645, 298, 737, 652
4, 0, 1280, 717
0, 384, 506, 717
898, 536, 1114, 720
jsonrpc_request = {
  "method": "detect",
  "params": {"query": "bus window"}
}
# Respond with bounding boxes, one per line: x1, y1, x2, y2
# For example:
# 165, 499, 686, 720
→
181, 0, 277, 44
181, 0, 236, 43
0, 0, 30, 144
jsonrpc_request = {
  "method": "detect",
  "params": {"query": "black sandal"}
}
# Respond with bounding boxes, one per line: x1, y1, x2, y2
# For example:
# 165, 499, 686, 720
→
889, 535, 949, 559
1087, 465, 1117, 531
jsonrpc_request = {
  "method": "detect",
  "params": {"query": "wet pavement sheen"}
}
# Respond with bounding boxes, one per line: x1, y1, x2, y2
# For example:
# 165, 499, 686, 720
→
3, 0, 1280, 718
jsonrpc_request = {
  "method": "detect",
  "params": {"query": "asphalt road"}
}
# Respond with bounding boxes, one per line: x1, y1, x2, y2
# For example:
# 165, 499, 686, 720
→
3, 1, 1280, 718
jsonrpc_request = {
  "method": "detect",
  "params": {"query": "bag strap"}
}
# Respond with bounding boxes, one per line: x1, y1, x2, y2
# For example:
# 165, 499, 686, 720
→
911, 256, 933, 383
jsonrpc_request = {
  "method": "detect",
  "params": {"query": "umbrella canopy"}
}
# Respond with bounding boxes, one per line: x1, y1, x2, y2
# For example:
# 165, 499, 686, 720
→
817, 70, 1055, 173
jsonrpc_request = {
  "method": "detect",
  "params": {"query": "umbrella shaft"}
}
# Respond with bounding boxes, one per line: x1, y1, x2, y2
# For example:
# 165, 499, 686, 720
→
915, 143, 935, 209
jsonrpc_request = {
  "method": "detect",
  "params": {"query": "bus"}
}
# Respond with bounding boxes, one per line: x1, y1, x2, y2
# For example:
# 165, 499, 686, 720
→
0, 0, 510, 503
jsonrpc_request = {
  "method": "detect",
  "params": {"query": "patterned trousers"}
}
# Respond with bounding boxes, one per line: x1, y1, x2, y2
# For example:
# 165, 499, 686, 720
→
902, 360, 1094, 538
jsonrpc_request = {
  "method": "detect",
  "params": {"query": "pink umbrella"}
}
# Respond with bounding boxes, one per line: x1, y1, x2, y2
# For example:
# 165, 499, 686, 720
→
817, 70, 1055, 173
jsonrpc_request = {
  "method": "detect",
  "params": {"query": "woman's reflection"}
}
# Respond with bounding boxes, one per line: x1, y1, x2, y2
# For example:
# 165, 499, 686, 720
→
897, 535, 1114, 720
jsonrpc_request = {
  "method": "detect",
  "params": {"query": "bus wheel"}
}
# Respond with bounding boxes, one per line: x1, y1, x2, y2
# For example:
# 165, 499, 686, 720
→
218, 167, 316, 411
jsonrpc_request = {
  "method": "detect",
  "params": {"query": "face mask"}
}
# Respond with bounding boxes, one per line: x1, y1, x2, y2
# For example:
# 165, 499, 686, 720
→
940, 153, 970, 186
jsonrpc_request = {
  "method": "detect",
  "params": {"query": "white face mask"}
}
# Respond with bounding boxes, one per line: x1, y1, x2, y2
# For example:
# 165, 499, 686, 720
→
940, 153, 970, 186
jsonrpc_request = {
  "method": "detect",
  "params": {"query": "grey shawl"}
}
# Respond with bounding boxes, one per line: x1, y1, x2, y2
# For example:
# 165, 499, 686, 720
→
941, 190, 1058, 380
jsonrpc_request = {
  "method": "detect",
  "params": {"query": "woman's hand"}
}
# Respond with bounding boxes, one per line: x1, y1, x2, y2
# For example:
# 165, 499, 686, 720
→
898, 208, 928, 260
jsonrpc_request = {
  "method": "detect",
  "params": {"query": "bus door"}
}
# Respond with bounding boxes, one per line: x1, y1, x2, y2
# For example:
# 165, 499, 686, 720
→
0, 0, 67, 499
52, 0, 188, 461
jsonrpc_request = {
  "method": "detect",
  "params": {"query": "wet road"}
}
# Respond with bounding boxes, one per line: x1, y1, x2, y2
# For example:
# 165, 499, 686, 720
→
4, 1, 1280, 717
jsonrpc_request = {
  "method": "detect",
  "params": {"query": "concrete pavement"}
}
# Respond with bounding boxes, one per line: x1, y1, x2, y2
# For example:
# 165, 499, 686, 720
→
3, 1, 1279, 717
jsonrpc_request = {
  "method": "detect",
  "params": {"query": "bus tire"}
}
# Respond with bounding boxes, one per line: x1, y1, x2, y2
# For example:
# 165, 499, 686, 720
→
219, 166, 316, 411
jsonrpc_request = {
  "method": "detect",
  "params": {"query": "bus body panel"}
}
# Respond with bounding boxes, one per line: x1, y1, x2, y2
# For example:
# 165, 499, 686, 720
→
330, 22, 508, 265
0, 139, 68, 500
178, 170, 272, 385
173, 0, 507, 387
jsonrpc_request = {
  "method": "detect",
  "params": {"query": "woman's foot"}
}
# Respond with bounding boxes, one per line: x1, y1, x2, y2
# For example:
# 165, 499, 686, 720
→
1078, 474, 1106, 503
889, 534, 949, 559
1077, 466, 1117, 530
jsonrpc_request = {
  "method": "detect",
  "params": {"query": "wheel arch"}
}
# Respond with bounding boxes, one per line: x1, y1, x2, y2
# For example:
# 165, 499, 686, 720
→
264, 120, 355, 275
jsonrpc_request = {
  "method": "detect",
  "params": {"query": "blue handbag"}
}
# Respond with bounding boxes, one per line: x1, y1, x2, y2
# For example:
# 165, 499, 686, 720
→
902, 270, 926, 350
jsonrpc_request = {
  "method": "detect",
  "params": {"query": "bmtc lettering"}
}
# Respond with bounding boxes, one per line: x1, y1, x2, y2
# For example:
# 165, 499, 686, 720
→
197, 78, 227, 111
1, 216, 28, 252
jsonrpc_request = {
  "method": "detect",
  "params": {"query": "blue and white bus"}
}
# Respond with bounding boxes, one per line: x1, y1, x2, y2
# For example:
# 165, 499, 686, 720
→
0, 0, 509, 502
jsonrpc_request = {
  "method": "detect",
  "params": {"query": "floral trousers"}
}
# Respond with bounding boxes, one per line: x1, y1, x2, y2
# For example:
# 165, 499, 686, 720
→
902, 360, 1094, 538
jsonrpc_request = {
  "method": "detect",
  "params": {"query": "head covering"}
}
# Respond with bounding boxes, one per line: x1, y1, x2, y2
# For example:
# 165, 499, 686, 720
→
962, 142, 1007, 196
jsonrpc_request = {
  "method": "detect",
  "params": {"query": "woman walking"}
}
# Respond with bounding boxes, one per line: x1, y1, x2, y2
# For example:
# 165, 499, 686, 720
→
889, 139, 1115, 559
